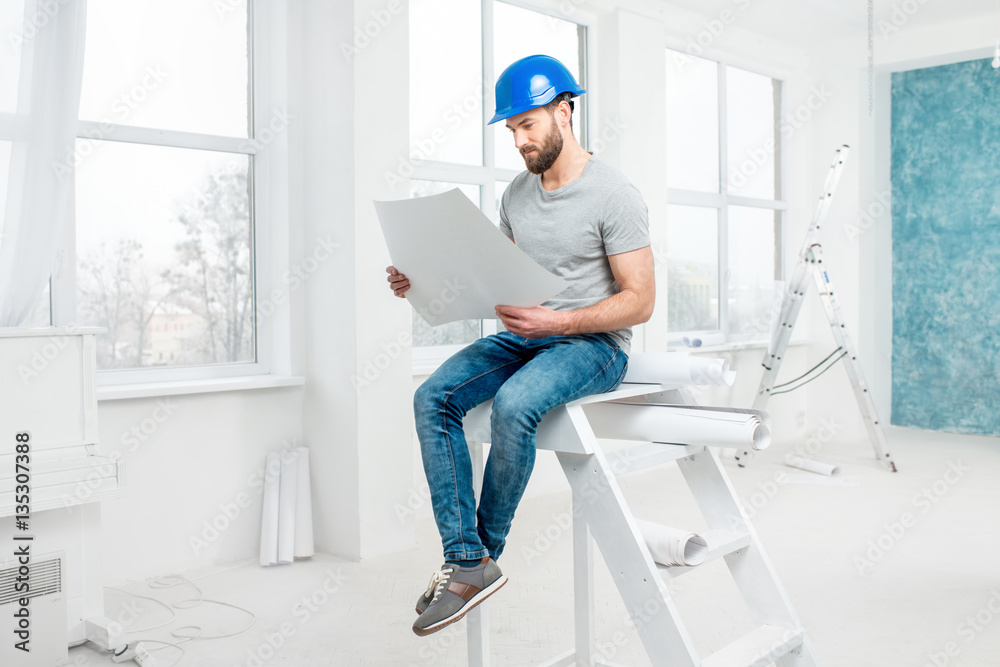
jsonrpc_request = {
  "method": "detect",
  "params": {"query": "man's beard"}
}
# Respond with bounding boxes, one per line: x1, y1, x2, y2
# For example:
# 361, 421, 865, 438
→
520, 116, 564, 175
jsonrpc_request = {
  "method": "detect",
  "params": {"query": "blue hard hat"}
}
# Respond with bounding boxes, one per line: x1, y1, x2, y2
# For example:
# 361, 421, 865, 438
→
488, 54, 586, 125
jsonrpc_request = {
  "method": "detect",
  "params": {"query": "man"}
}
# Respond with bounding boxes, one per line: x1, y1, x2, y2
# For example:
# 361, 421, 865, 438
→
386, 54, 654, 637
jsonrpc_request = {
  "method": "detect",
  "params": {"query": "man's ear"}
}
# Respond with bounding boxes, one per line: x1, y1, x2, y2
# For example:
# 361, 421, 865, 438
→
558, 100, 573, 128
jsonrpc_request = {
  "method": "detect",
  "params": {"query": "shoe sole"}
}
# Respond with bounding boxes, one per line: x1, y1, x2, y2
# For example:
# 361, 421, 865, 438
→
412, 575, 508, 637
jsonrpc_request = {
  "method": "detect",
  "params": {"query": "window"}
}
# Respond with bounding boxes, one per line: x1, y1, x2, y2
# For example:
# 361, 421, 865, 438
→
407, 0, 588, 357
665, 50, 784, 342
69, 1, 263, 378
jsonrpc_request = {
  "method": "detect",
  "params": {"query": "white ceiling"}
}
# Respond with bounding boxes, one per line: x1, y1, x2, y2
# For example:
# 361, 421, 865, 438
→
658, 0, 1000, 47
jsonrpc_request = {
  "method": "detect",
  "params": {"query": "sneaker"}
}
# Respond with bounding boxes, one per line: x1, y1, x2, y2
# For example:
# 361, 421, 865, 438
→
411, 558, 507, 636
414, 568, 445, 615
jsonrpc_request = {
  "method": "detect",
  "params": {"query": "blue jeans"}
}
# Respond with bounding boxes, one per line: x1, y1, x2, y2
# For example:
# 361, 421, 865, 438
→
413, 331, 628, 563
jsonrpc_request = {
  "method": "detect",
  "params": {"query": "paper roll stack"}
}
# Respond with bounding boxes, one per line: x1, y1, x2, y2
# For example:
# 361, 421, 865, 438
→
623, 352, 736, 386
635, 519, 709, 567
259, 447, 316, 567
784, 455, 839, 476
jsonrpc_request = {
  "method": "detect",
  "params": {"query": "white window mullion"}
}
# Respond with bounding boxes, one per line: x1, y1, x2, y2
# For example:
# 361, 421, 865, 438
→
482, 0, 495, 171
75, 121, 253, 155
717, 62, 730, 336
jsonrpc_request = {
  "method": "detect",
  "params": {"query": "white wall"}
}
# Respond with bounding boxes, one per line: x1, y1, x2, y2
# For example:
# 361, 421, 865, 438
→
98, 387, 304, 582
297, 0, 415, 560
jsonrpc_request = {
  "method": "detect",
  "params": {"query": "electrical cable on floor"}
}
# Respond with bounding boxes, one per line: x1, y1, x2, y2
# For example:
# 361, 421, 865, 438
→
770, 350, 848, 396
105, 573, 256, 666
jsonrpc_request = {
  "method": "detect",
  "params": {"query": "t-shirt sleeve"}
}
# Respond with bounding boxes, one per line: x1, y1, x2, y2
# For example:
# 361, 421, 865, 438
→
600, 184, 649, 255
498, 186, 514, 240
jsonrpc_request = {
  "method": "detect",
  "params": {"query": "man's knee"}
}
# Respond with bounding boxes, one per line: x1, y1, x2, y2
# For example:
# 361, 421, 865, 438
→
491, 389, 540, 430
413, 378, 443, 417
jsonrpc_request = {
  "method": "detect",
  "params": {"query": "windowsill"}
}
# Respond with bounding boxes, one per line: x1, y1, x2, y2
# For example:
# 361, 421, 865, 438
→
97, 374, 306, 401
412, 337, 815, 377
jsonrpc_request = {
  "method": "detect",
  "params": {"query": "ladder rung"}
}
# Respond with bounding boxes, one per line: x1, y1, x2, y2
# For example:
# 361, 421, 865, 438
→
657, 529, 750, 579
701, 624, 805, 667
604, 443, 702, 475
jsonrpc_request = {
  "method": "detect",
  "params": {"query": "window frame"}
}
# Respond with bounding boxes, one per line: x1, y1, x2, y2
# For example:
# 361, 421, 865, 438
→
664, 43, 789, 344
409, 0, 597, 369
47, 0, 285, 386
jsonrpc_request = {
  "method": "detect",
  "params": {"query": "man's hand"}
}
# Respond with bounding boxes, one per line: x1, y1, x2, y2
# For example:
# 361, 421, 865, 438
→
386, 265, 410, 298
495, 305, 570, 338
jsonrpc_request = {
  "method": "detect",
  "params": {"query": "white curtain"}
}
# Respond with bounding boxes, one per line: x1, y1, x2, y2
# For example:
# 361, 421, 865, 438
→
0, 0, 88, 326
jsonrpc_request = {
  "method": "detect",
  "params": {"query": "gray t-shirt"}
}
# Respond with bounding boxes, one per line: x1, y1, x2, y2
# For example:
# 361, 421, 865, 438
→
498, 156, 650, 354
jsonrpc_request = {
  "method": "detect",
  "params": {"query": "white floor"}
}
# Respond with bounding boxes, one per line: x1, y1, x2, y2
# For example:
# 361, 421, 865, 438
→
70, 426, 1000, 667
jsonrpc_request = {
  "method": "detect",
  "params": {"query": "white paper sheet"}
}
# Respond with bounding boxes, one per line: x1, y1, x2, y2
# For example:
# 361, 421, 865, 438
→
635, 519, 708, 567
277, 451, 298, 565
784, 455, 839, 476
294, 447, 315, 559
259, 452, 281, 567
585, 403, 771, 450
374, 189, 569, 326
622, 352, 736, 386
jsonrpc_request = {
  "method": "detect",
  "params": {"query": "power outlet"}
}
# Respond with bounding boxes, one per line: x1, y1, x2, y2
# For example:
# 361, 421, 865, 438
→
796, 411, 806, 429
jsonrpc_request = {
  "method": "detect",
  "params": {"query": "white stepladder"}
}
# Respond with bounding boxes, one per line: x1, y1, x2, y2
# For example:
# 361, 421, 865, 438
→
735, 145, 897, 473
460, 376, 820, 667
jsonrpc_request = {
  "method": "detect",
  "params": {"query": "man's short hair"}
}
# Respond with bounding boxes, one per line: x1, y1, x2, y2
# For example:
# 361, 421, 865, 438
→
544, 91, 575, 128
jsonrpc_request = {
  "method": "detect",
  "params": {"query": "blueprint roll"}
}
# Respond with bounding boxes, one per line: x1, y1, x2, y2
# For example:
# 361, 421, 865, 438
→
294, 447, 315, 558
260, 452, 281, 566
585, 403, 771, 451
277, 450, 298, 565
635, 519, 708, 567
681, 333, 727, 348
623, 352, 736, 386
785, 455, 839, 476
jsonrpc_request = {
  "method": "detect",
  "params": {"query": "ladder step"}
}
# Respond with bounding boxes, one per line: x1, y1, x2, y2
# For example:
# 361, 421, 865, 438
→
605, 443, 702, 475
702, 624, 804, 667
656, 529, 751, 579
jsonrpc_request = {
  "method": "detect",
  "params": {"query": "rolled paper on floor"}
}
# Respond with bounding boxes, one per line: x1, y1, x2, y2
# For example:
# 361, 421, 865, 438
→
260, 452, 281, 566
635, 519, 709, 567
785, 455, 839, 476
294, 447, 315, 559
277, 450, 298, 565
584, 402, 771, 451
623, 352, 736, 386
